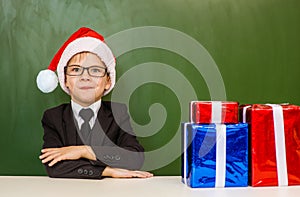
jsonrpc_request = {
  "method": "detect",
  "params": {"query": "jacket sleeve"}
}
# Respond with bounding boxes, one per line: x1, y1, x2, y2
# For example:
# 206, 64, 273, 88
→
41, 109, 106, 179
91, 103, 145, 170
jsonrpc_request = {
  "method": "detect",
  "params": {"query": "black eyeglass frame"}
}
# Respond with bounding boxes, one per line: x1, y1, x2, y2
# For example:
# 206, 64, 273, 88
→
64, 65, 108, 77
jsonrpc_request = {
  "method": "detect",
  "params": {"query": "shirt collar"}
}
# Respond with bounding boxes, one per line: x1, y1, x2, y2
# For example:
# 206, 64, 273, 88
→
71, 99, 102, 119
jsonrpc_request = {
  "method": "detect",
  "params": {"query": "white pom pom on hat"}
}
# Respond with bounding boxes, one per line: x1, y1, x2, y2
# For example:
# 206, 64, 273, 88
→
36, 69, 58, 93
36, 27, 116, 96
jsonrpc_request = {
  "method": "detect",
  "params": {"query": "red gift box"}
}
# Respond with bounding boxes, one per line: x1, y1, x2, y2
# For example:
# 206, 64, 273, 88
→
241, 104, 300, 186
190, 101, 238, 124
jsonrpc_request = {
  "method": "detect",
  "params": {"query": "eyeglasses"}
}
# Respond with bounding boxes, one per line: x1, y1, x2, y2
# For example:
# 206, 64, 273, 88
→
65, 65, 107, 77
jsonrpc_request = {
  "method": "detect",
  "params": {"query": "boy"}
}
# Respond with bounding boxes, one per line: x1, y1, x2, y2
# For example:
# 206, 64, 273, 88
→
36, 27, 152, 179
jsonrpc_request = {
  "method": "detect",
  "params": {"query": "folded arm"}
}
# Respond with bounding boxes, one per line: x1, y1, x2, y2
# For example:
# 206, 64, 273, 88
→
40, 107, 152, 179
40, 145, 152, 178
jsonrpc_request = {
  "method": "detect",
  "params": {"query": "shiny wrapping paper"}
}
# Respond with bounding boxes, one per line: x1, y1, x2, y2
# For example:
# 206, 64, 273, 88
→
241, 104, 300, 186
190, 101, 239, 124
182, 123, 248, 188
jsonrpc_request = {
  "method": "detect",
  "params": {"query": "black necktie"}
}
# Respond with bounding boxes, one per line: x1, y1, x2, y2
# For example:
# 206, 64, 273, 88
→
79, 108, 93, 143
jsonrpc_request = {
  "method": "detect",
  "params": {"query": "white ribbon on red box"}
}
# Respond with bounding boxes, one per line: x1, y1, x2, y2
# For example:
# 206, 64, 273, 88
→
212, 102, 222, 123
266, 104, 288, 186
242, 104, 288, 186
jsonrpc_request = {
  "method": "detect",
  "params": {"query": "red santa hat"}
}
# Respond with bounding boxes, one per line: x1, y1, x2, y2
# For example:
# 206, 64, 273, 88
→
36, 27, 116, 96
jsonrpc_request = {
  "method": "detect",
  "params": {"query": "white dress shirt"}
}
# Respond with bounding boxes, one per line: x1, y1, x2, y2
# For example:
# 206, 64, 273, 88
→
71, 100, 101, 130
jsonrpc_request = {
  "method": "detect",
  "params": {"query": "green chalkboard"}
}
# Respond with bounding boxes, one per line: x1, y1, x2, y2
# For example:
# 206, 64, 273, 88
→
0, 0, 300, 176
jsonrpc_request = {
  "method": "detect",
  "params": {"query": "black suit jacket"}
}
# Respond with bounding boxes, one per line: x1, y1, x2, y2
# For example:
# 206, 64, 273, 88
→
41, 101, 144, 179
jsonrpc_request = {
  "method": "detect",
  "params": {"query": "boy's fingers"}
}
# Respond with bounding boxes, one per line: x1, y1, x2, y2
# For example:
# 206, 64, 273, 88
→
41, 148, 59, 153
39, 149, 60, 160
48, 157, 62, 167
131, 171, 153, 178
39, 151, 55, 159
41, 153, 61, 164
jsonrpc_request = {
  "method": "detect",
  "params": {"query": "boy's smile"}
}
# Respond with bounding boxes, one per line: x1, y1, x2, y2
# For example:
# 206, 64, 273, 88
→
79, 86, 94, 90
65, 52, 111, 107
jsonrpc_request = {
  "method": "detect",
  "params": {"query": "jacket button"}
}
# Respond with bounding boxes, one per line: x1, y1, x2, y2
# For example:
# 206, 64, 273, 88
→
89, 170, 94, 176
78, 168, 83, 174
84, 169, 88, 175
115, 155, 120, 160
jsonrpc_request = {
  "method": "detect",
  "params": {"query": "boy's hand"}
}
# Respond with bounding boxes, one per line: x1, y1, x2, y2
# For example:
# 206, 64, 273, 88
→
39, 146, 96, 167
102, 166, 153, 178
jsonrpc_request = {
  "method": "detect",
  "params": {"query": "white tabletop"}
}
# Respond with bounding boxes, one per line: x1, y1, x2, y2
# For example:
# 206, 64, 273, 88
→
1, 176, 300, 197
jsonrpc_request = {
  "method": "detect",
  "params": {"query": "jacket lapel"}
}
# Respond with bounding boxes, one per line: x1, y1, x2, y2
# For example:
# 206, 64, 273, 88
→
97, 102, 113, 135
90, 102, 113, 146
62, 103, 83, 145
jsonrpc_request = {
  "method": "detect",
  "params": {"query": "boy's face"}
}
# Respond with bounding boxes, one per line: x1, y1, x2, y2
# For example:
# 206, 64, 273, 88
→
65, 52, 111, 107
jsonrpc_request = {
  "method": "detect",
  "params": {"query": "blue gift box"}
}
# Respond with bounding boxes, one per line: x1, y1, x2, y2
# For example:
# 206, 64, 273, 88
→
182, 123, 248, 188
